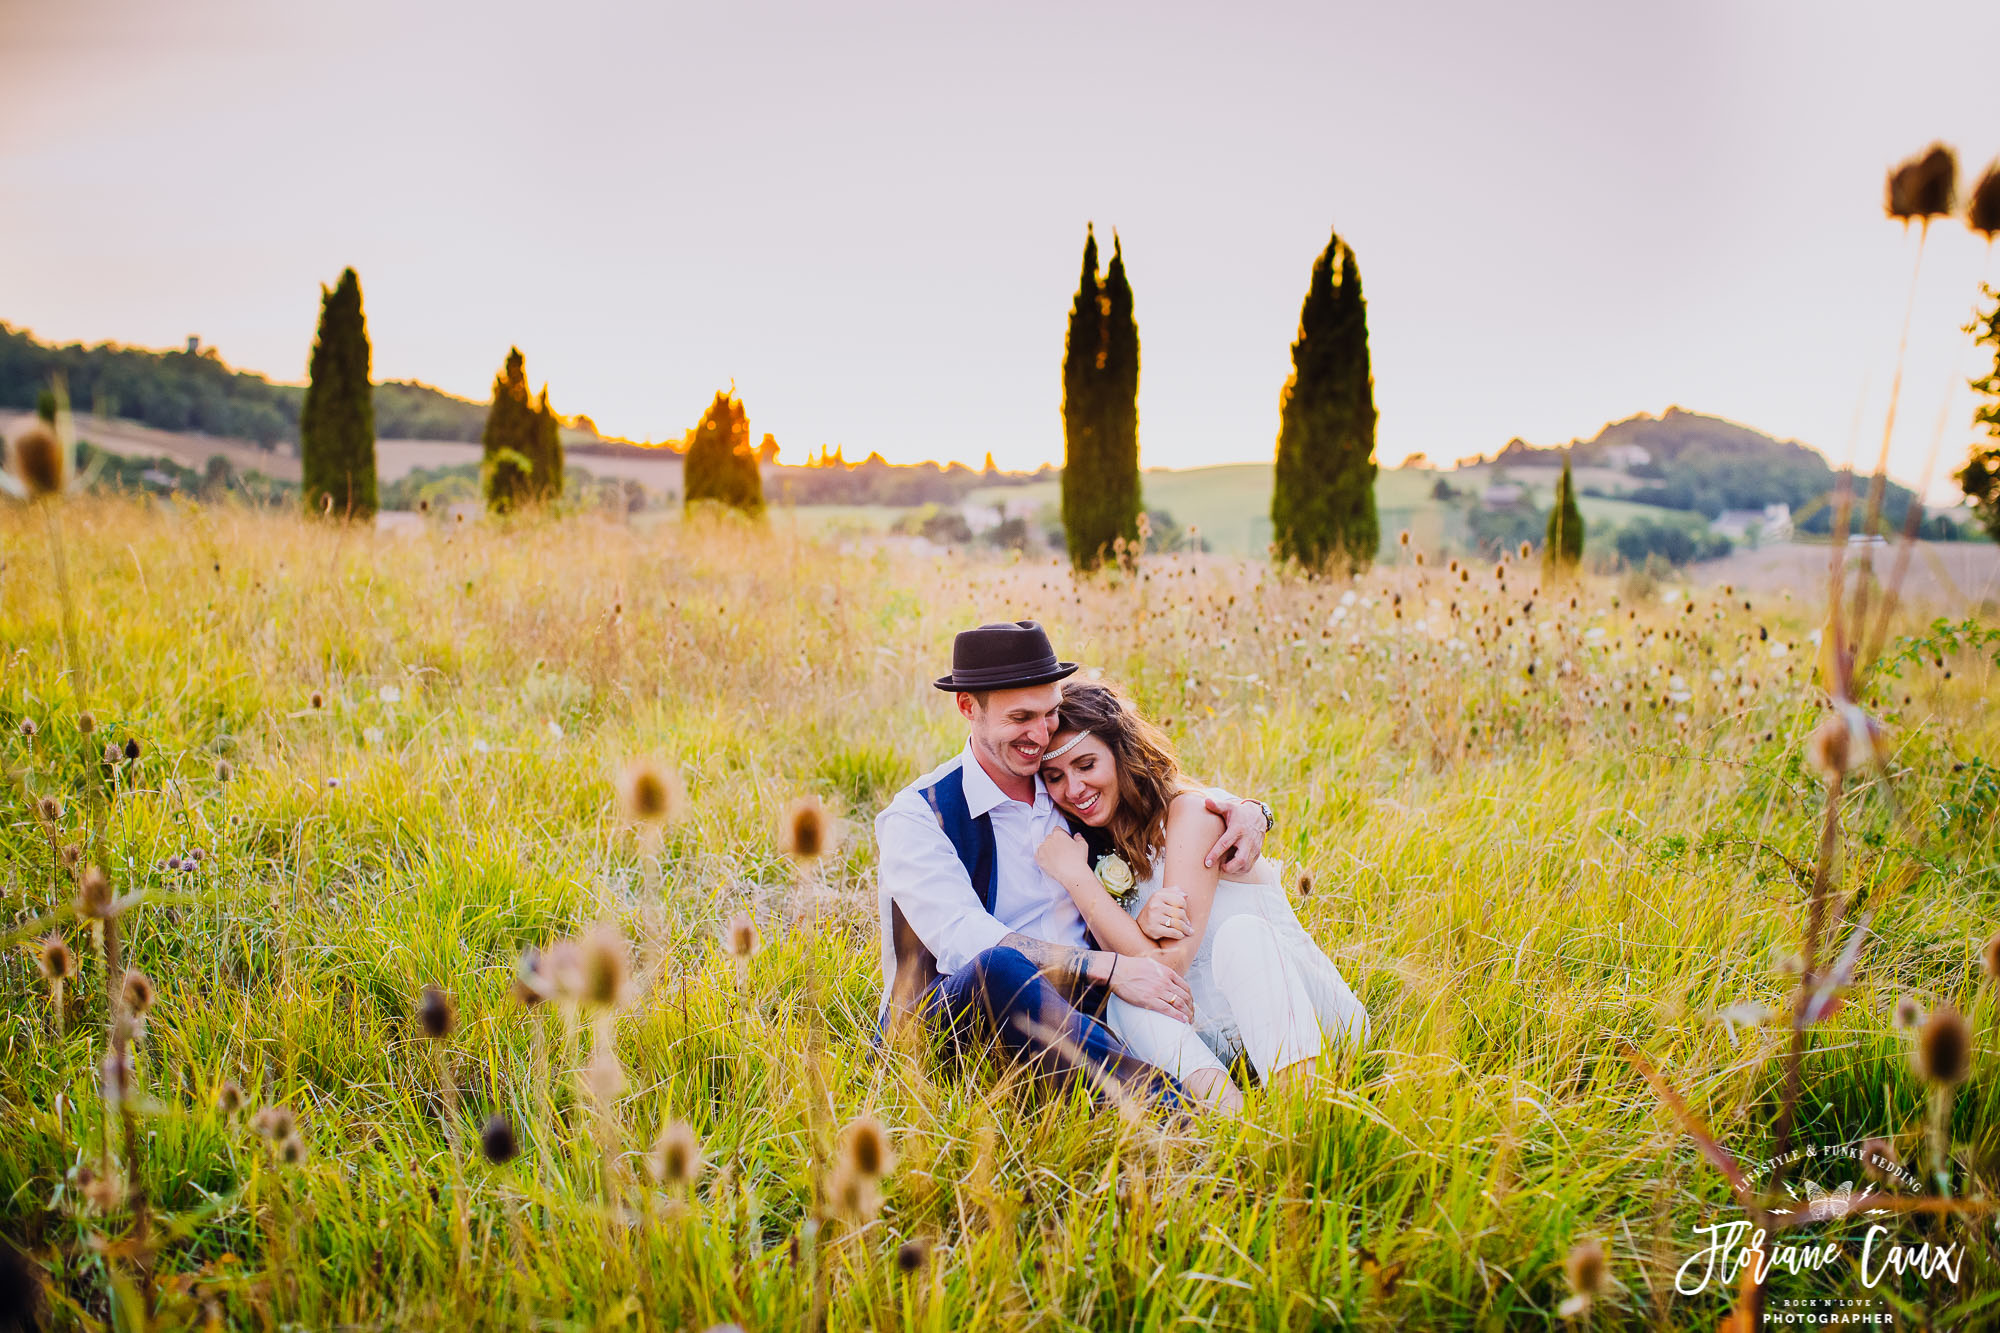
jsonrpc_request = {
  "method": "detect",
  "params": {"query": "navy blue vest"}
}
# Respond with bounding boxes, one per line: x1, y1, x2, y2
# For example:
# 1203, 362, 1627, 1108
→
920, 766, 996, 913
882, 762, 1103, 1033
919, 763, 1099, 948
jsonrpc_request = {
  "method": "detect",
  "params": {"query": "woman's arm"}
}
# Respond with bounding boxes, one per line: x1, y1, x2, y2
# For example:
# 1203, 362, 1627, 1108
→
1035, 793, 1223, 976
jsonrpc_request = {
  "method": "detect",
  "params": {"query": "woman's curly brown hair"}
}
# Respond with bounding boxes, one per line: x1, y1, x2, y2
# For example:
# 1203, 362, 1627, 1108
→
1052, 680, 1189, 877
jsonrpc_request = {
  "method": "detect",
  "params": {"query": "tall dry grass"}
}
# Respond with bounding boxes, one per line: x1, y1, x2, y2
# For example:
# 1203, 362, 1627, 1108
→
0, 497, 1995, 1329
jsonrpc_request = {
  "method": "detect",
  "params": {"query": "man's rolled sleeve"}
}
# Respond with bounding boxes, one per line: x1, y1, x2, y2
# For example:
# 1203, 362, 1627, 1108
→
875, 798, 1010, 975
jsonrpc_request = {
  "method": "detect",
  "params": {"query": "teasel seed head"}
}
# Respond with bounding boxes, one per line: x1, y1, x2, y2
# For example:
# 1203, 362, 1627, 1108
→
839, 1114, 892, 1179
252, 1105, 296, 1140
278, 1133, 307, 1165
579, 924, 629, 1008
34, 933, 75, 982
825, 1164, 881, 1225
121, 970, 155, 1017
77, 711, 95, 734
36, 795, 61, 822
480, 1113, 519, 1165
103, 742, 122, 766
1886, 143, 1957, 221
584, 1039, 625, 1103
617, 757, 683, 826
216, 759, 233, 782
122, 737, 140, 762
1397, 529, 1410, 547
649, 1119, 701, 1185
81, 1168, 125, 1212
60, 843, 80, 868
1970, 160, 2000, 238
1981, 930, 2000, 983
1565, 1236, 1607, 1297
18, 718, 37, 739
7, 420, 67, 499
1805, 714, 1849, 781
76, 866, 112, 919
416, 983, 455, 1040
511, 946, 548, 1007
784, 795, 828, 862
1296, 870, 1314, 897
101, 1046, 132, 1110
1518, 540, 1532, 561
1892, 994, 1926, 1032
310, 691, 324, 710
1915, 1005, 1970, 1085
723, 912, 760, 959
215, 1079, 245, 1116
895, 1237, 931, 1273
1860, 1136, 1899, 1184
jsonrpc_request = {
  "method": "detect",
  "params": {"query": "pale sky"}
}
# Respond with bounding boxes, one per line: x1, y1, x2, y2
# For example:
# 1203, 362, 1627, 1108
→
3, 0, 1996, 492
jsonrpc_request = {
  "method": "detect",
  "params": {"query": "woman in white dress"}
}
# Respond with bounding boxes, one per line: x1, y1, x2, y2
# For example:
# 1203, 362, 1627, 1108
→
1033, 681, 1369, 1113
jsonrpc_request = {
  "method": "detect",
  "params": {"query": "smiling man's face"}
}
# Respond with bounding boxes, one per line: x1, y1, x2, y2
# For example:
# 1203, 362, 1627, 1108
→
958, 683, 1063, 788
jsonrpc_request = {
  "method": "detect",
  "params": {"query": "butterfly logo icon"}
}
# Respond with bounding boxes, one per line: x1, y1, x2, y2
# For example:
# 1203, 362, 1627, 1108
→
1773, 1178, 1890, 1224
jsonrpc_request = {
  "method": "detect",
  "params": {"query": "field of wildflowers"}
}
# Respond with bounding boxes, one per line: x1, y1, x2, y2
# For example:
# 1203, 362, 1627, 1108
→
1, 497, 1996, 1329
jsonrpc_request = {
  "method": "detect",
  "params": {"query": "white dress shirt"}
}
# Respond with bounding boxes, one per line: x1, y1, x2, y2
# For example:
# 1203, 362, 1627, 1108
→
874, 745, 1085, 1018
874, 741, 1239, 1021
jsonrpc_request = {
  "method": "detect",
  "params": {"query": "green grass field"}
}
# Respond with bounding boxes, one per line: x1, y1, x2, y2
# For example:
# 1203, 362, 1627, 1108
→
962, 465, 1449, 559
963, 464, 1674, 561
2, 499, 1997, 1329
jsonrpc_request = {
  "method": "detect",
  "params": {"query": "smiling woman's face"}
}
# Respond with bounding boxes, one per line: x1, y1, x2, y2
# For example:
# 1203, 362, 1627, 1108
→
1039, 731, 1119, 826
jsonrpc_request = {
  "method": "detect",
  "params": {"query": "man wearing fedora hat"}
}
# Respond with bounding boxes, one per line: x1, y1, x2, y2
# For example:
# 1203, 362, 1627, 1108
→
873, 619, 1272, 1105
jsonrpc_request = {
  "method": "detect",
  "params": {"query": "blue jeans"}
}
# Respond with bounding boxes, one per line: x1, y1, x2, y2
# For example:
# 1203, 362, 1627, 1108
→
923, 946, 1186, 1111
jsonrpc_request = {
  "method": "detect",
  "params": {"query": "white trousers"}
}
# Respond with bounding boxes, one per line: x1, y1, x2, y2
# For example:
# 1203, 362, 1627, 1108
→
1106, 914, 1368, 1086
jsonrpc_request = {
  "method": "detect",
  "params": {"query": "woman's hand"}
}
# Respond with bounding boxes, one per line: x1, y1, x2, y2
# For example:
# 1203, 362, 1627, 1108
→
1136, 888, 1193, 941
1036, 829, 1092, 881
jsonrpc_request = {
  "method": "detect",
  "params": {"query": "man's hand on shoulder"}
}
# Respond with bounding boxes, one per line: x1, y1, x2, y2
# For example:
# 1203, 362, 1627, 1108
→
1202, 793, 1270, 874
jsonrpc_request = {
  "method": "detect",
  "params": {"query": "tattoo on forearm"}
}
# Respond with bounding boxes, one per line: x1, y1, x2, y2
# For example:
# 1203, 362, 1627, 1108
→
997, 932, 1097, 994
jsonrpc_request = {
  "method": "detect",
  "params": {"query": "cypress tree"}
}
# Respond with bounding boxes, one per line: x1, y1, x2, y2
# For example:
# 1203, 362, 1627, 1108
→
1545, 452, 1585, 573
533, 386, 564, 504
1271, 231, 1378, 575
684, 390, 763, 516
1099, 234, 1142, 557
481, 347, 535, 513
1060, 225, 1142, 569
1061, 226, 1103, 567
299, 267, 377, 520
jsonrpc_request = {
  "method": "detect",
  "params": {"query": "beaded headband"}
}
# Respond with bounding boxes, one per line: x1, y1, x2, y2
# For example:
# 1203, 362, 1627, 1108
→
1041, 730, 1090, 761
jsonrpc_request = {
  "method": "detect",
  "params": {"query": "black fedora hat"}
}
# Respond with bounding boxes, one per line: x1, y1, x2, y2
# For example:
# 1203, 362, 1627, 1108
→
933, 620, 1078, 692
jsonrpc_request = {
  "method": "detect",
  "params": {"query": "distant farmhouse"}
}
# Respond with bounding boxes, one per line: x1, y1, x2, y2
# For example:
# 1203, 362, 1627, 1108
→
1709, 502, 1792, 544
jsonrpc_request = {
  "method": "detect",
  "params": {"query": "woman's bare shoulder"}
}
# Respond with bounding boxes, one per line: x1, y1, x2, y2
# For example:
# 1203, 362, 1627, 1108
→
1165, 789, 1224, 833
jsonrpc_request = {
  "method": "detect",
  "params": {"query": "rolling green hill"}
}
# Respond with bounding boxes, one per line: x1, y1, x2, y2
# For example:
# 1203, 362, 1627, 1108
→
1494, 406, 1937, 536
1, 322, 493, 447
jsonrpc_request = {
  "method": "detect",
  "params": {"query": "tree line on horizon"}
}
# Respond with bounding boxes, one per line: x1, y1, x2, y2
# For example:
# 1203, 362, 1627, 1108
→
0, 321, 489, 446
20, 174, 2000, 555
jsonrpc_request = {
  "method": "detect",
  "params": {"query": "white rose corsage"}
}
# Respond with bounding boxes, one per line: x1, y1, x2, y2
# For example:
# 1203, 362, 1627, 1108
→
1094, 852, 1136, 904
